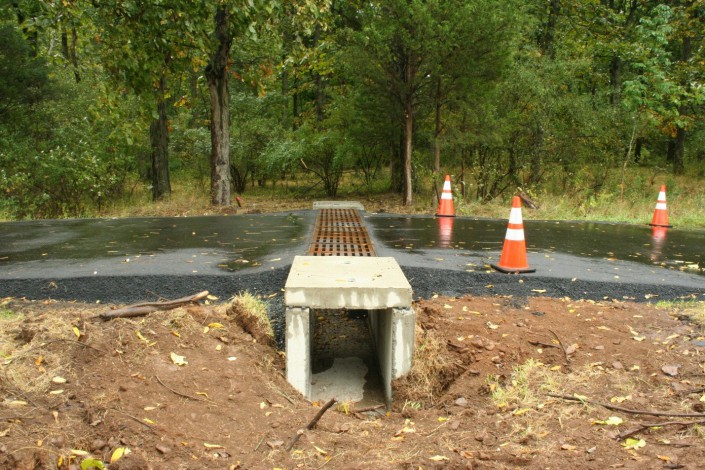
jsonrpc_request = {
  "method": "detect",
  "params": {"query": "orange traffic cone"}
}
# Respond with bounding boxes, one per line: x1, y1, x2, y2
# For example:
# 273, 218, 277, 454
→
436, 175, 455, 217
491, 196, 535, 274
649, 185, 672, 227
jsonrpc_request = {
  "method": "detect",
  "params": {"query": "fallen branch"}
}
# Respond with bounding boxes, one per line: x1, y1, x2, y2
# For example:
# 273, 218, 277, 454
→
95, 291, 209, 321
353, 404, 385, 414
547, 329, 569, 364
286, 398, 336, 452
528, 340, 561, 349
107, 407, 156, 431
155, 375, 216, 404
618, 419, 705, 440
547, 393, 705, 418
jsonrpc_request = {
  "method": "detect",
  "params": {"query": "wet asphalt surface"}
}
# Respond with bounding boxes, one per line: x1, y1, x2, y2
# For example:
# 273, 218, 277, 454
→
1, 210, 703, 307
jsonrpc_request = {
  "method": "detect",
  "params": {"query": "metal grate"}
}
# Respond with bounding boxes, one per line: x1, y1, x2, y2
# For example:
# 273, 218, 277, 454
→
308, 209, 376, 256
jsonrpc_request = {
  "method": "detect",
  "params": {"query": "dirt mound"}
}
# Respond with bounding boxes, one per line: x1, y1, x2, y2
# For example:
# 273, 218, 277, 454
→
1, 295, 704, 469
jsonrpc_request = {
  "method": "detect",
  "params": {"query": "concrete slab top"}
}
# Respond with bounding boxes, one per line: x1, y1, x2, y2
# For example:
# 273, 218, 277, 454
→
285, 256, 412, 309
312, 201, 365, 211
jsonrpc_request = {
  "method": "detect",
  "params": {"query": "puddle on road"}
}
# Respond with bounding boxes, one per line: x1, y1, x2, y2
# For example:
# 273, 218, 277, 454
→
0, 213, 311, 272
2, 212, 702, 276
366, 215, 705, 276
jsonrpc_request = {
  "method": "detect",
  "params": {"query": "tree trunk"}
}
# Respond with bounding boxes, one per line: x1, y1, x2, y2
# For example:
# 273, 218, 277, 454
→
60, 26, 81, 83
540, 0, 560, 58
281, 5, 294, 130
206, 6, 232, 206
673, 123, 685, 175
314, 25, 325, 123
402, 55, 414, 206
150, 75, 170, 201
432, 77, 442, 174
609, 56, 621, 106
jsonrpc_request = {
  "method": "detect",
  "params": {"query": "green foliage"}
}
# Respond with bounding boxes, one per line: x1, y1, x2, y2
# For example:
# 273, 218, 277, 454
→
230, 92, 288, 192
0, 25, 52, 118
2, 0, 705, 219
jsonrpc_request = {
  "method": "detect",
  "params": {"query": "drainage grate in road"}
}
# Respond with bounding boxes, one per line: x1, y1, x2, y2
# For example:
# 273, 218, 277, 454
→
308, 209, 376, 256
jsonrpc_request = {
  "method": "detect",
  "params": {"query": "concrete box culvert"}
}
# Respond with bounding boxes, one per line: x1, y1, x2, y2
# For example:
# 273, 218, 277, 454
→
284, 256, 415, 406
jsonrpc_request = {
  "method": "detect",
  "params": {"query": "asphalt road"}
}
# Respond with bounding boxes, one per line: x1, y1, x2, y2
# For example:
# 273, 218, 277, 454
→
1, 210, 703, 305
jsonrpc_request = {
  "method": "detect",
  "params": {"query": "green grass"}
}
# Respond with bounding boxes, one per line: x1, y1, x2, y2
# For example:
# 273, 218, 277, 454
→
655, 299, 705, 327
4, 165, 705, 229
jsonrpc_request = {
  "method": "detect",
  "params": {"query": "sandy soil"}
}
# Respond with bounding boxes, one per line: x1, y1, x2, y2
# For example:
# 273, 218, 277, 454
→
1, 294, 704, 469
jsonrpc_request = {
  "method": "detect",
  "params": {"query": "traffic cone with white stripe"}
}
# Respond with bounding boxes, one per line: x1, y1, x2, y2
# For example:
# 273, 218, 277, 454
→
649, 185, 672, 228
491, 196, 535, 274
436, 175, 455, 217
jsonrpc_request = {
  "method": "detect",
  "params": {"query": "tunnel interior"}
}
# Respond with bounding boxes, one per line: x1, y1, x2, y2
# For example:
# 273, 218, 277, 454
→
310, 308, 386, 407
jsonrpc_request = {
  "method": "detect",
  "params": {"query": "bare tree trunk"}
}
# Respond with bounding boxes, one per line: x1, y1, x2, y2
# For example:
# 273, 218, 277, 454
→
60, 26, 81, 83
540, 0, 560, 58
206, 6, 232, 206
402, 55, 414, 206
673, 121, 686, 175
432, 77, 442, 174
150, 74, 170, 201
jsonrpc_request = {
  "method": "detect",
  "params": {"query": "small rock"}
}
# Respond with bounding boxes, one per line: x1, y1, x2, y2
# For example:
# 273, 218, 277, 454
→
470, 338, 485, 349
491, 356, 502, 364
155, 444, 171, 454
612, 361, 624, 370
484, 341, 496, 351
90, 439, 106, 451
118, 384, 129, 392
692, 402, 705, 413
450, 421, 460, 430
586, 446, 597, 454
661, 364, 679, 377
516, 321, 526, 328
270, 421, 281, 429
455, 397, 468, 407
531, 311, 545, 317
594, 345, 604, 350
50, 436, 65, 447
266, 439, 284, 449
474, 433, 486, 442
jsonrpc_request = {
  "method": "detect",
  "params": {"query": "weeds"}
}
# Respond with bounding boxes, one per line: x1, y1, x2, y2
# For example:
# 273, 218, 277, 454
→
226, 291, 274, 346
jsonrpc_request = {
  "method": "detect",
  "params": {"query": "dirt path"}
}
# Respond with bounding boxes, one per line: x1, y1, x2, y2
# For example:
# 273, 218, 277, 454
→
1, 294, 704, 469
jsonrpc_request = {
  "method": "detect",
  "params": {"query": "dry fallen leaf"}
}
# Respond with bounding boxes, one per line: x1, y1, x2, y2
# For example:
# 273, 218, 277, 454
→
110, 447, 130, 463
621, 438, 646, 450
429, 455, 449, 462
170, 352, 188, 366
204, 443, 224, 449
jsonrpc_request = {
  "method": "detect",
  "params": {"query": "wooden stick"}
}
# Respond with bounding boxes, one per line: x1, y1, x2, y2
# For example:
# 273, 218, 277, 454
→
155, 375, 213, 404
353, 404, 385, 413
618, 419, 705, 440
95, 291, 209, 321
547, 393, 705, 418
286, 398, 336, 451
547, 329, 569, 364
528, 340, 561, 349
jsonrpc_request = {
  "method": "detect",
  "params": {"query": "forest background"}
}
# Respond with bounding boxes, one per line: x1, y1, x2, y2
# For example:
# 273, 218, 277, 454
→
1, 0, 704, 227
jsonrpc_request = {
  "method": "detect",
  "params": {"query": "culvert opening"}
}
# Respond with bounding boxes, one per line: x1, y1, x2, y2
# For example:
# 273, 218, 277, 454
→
310, 308, 386, 406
